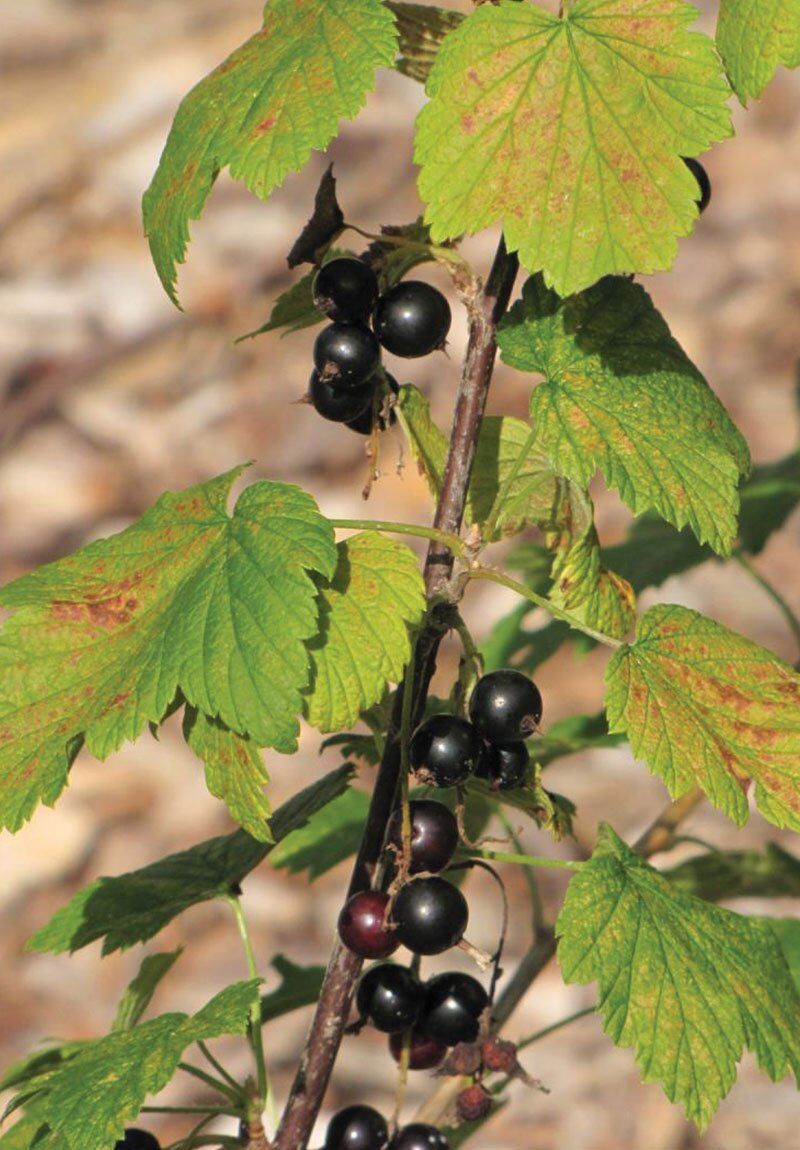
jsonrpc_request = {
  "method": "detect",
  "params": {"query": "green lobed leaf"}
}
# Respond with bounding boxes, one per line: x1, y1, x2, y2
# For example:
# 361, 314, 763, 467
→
415, 0, 733, 296
387, 3, 463, 83
304, 534, 425, 732
112, 950, 183, 1032
605, 604, 800, 832
26, 764, 354, 955
0, 470, 336, 832
260, 956, 326, 1024
771, 918, 800, 993
666, 843, 800, 903
143, 0, 398, 303
499, 275, 750, 554
557, 824, 800, 1128
270, 787, 369, 879
0, 1112, 52, 1149
35, 981, 258, 1150
717, 0, 800, 103
738, 450, 800, 555
184, 708, 271, 842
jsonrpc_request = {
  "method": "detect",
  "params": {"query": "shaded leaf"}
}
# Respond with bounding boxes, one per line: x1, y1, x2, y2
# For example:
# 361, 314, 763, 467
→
270, 787, 369, 879
0, 470, 336, 832
535, 711, 625, 769
388, 2, 463, 83
26, 764, 354, 954
143, 0, 397, 302
557, 825, 800, 1128
499, 276, 749, 554
260, 956, 326, 1024
364, 219, 438, 291
287, 164, 345, 268
304, 535, 425, 732
415, 0, 732, 296
666, 843, 800, 903
605, 604, 800, 831
112, 950, 183, 1032
184, 708, 271, 842
717, 0, 800, 103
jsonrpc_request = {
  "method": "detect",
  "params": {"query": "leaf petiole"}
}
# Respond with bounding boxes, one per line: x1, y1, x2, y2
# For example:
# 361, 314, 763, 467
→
329, 518, 466, 557
469, 848, 582, 872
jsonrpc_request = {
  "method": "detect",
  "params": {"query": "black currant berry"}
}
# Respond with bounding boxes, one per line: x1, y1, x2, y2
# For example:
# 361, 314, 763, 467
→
389, 1029, 447, 1071
409, 715, 482, 788
356, 962, 425, 1033
314, 258, 379, 323
309, 370, 373, 423
338, 891, 398, 959
469, 670, 542, 744
683, 157, 711, 214
115, 1132, 161, 1150
393, 877, 468, 956
391, 1124, 449, 1150
324, 1105, 389, 1150
313, 322, 380, 387
421, 972, 489, 1046
373, 282, 451, 358
388, 800, 459, 875
346, 373, 399, 436
478, 741, 530, 792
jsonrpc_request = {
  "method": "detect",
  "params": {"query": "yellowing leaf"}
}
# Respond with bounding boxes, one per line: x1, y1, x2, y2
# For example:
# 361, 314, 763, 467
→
184, 708, 271, 842
415, 0, 732, 296
0, 470, 335, 832
499, 275, 749, 553
304, 534, 425, 731
605, 604, 800, 831
557, 825, 800, 1128
717, 0, 800, 103
143, 0, 397, 302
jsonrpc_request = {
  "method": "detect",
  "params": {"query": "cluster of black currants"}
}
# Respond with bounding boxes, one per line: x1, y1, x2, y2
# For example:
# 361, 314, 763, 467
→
308, 258, 451, 434
411, 670, 543, 793
114, 1130, 160, 1150
324, 1107, 448, 1150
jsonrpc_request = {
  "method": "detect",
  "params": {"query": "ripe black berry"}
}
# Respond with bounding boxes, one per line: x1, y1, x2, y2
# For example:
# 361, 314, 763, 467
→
393, 877, 468, 955
309, 370, 373, 423
683, 157, 711, 214
409, 715, 482, 788
313, 322, 380, 387
373, 282, 451, 358
469, 670, 542, 744
338, 891, 398, 959
356, 962, 424, 1033
421, 972, 489, 1046
478, 741, 530, 792
389, 1029, 447, 1071
115, 1132, 160, 1150
324, 1105, 389, 1150
314, 258, 379, 323
346, 373, 399, 436
388, 800, 459, 874
391, 1124, 449, 1150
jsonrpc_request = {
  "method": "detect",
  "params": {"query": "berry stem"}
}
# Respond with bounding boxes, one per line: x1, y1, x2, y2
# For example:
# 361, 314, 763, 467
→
469, 849, 583, 872
467, 565, 623, 649
328, 518, 467, 556
497, 809, 545, 931
228, 895, 271, 1120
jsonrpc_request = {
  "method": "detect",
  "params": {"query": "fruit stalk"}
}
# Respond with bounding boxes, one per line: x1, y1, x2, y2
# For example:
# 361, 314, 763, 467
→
273, 236, 518, 1150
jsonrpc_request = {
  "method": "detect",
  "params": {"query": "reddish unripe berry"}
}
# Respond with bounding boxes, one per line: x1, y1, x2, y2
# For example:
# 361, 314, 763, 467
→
338, 891, 398, 959
389, 1028, 447, 1070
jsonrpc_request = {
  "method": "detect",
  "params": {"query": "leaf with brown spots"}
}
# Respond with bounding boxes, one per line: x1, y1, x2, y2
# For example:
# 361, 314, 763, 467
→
498, 275, 749, 554
606, 604, 800, 832
717, 0, 800, 103
184, 708, 271, 842
557, 824, 800, 1128
0, 469, 336, 833
142, 0, 397, 303
304, 534, 425, 732
415, 0, 733, 296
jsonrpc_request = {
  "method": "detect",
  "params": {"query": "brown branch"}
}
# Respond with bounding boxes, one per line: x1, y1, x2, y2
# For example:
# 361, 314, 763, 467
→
273, 237, 518, 1150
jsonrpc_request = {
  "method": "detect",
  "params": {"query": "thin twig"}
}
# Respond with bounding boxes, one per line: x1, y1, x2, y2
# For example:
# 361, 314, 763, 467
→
734, 550, 800, 658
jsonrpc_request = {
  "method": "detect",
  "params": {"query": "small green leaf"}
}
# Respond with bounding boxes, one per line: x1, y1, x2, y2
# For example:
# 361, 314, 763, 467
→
37, 981, 258, 1150
717, 0, 800, 103
771, 918, 800, 993
112, 950, 183, 1032
388, 2, 463, 83
304, 534, 425, 732
0, 470, 336, 832
236, 268, 323, 343
738, 450, 800, 555
0, 1112, 52, 1149
184, 708, 271, 842
415, 0, 732, 296
667, 843, 800, 903
606, 604, 800, 832
557, 825, 800, 1128
396, 384, 448, 497
499, 276, 749, 554
270, 787, 369, 879
26, 764, 354, 955
142, 0, 398, 302
260, 956, 326, 1024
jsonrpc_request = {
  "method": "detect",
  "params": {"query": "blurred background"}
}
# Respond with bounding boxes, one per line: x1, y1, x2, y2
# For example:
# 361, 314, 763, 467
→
1, 2, 799, 1148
